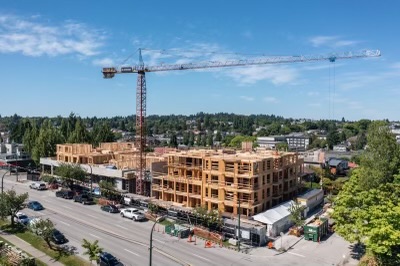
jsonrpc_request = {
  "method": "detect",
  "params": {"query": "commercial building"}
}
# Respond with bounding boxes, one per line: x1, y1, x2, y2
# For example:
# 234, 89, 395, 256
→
285, 133, 310, 151
0, 143, 34, 171
151, 149, 303, 217
256, 136, 286, 149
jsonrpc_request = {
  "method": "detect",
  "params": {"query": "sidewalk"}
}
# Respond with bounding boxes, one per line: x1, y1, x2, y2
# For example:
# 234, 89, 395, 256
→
0, 231, 63, 266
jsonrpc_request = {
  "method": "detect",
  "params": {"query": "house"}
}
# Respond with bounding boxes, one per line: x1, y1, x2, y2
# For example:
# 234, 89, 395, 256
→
326, 158, 348, 175
252, 200, 294, 237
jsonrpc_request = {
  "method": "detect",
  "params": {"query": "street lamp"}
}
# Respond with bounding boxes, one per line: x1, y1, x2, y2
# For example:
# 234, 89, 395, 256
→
1, 167, 11, 194
149, 216, 165, 266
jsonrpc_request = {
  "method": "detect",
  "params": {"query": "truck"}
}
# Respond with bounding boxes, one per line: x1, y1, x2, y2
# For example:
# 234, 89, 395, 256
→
73, 194, 94, 205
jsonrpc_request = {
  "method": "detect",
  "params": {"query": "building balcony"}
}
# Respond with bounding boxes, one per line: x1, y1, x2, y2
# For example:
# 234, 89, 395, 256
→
175, 190, 188, 196
188, 193, 202, 199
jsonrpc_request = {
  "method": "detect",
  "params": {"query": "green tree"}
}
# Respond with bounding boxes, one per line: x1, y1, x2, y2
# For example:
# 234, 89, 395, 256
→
333, 120, 400, 264
29, 218, 55, 248
31, 119, 64, 164
326, 130, 340, 149
55, 163, 86, 189
68, 119, 91, 143
276, 142, 289, 151
359, 121, 400, 190
355, 131, 367, 150
288, 201, 306, 228
1, 189, 29, 226
215, 131, 222, 142
82, 239, 103, 264
169, 134, 178, 148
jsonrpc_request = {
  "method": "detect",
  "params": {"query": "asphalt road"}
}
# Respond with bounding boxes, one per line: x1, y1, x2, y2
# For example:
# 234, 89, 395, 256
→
1, 172, 355, 266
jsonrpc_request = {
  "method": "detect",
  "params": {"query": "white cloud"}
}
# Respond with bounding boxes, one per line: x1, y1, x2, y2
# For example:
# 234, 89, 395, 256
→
92, 57, 115, 66
263, 97, 279, 103
239, 96, 254, 101
0, 14, 105, 57
224, 65, 298, 85
309, 35, 358, 48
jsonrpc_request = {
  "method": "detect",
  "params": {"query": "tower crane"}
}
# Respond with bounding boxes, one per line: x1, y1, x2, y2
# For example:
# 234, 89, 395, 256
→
102, 49, 380, 196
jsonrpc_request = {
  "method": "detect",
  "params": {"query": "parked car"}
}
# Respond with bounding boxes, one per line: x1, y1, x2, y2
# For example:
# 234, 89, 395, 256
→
27, 201, 44, 211
120, 208, 145, 221
55, 190, 74, 199
51, 229, 68, 244
73, 194, 94, 205
15, 212, 30, 225
29, 182, 47, 190
99, 252, 124, 266
101, 205, 119, 213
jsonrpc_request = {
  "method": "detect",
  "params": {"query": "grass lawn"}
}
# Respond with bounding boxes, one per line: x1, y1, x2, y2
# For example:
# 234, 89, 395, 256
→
0, 221, 90, 266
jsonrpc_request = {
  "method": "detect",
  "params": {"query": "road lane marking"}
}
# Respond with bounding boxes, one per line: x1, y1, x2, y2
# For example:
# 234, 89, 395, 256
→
153, 238, 163, 243
63, 206, 72, 210
192, 254, 211, 262
288, 252, 305, 258
116, 224, 128, 230
86, 214, 96, 219
59, 221, 70, 227
89, 233, 103, 240
124, 249, 140, 256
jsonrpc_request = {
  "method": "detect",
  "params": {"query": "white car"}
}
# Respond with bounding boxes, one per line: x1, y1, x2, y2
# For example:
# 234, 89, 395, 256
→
29, 182, 47, 190
120, 208, 145, 221
15, 212, 30, 225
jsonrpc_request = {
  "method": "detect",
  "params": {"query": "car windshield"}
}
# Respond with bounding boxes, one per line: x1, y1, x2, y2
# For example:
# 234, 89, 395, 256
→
19, 215, 28, 219
53, 230, 62, 236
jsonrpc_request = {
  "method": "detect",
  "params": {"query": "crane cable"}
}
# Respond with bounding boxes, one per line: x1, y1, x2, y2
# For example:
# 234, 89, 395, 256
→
333, 61, 336, 121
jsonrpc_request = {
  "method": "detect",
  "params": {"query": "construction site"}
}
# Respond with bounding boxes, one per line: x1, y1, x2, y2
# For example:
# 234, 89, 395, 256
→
152, 149, 303, 217
53, 142, 166, 194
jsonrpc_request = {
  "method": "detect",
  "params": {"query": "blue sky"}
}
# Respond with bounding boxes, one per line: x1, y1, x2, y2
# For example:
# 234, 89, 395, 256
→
0, 1, 399, 121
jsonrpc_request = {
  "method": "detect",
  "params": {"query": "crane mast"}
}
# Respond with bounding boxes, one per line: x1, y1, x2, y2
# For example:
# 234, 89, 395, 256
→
102, 49, 380, 195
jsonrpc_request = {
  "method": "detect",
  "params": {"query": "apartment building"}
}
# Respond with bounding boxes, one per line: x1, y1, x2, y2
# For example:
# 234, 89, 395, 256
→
152, 149, 303, 217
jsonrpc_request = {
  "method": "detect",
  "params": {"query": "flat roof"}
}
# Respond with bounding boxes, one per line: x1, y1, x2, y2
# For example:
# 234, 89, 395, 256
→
298, 189, 323, 200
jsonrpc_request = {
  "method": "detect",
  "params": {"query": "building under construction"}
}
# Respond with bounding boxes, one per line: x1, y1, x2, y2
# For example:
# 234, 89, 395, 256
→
41, 142, 166, 194
152, 149, 303, 217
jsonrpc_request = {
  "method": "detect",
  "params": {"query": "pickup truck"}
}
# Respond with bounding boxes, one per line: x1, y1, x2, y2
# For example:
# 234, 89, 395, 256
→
120, 208, 145, 221
73, 194, 94, 205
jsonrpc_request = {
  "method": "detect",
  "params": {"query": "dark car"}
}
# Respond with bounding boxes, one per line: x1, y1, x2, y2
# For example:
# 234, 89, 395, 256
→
99, 252, 124, 266
73, 194, 94, 205
101, 205, 119, 213
51, 229, 68, 245
27, 201, 44, 211
56, 190, 74, 199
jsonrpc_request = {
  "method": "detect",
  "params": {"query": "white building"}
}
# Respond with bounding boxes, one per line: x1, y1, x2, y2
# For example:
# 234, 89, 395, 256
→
252, 200, 294, 237
297, 189, 324, 217
256, 136, 286, 149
